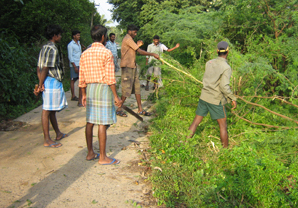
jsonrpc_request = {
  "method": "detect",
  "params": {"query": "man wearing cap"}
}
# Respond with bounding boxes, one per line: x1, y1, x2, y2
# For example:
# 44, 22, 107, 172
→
188, 41, 237, 148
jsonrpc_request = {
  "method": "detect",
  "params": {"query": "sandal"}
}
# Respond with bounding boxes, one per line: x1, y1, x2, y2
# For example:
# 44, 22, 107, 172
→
116, 110, 127, 117
138, 110, 151, 116
71, 96, 79, 101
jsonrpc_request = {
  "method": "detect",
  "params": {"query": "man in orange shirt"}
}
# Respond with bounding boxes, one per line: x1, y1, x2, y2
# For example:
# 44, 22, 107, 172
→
79, 25, 122, 165
116, 24, 160, 117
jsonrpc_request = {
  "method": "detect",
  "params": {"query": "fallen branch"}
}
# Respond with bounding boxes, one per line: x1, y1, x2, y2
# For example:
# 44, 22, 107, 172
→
236, 96, 298, 125
160, 58, 203, 84
232, 111, 298, 129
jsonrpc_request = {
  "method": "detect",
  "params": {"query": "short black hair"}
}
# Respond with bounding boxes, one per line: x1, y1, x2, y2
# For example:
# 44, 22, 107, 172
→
218, 48, 228, 56
153, 35, 159, 40
109, 33, 115, 38
91, 25, 107, 42
127, 24, 139, 32
45, 25, 63, 40
72, 30, 81, 38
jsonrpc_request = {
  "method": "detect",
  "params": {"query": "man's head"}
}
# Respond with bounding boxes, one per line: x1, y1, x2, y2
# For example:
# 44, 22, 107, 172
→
45, 25, 63, 43
127, 24, 139, 39
91, 25, 108, 45
109, 33, 116, 42
153, 35, 160, 45
72, 30, 81, 41
217, 41, 229, 57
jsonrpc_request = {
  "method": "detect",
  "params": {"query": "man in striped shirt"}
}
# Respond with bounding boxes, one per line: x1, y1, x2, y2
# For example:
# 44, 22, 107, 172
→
79, 25, 122, 164
34, 25, 68, 148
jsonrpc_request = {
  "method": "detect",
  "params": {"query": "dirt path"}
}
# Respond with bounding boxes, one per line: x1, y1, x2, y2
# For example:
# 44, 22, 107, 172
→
0, 71, 158, 208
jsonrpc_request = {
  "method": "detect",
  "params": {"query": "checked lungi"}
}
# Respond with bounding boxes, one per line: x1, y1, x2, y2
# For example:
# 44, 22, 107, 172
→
42, 76, 68, 111
86, 83, 117, 125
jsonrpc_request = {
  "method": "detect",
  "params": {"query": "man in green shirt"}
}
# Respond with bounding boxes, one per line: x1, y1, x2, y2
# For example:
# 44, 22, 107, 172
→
188, 41, 237, 148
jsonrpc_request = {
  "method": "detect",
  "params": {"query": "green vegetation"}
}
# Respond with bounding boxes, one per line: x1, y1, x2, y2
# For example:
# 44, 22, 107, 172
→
0, 0, 110, 120
109, 0, 298, 207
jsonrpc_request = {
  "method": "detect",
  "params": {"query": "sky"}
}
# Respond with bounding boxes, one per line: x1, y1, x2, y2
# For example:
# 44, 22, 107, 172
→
93, 0, 119, 27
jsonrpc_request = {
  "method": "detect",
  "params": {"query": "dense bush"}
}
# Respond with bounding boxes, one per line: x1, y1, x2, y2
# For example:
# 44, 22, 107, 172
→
146, 53, 298, 207
0, 31, 40, 118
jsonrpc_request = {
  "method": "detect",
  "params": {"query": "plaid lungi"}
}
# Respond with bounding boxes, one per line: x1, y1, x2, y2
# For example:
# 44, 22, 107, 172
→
42, 76, 68, 111
86, 83, 117, 125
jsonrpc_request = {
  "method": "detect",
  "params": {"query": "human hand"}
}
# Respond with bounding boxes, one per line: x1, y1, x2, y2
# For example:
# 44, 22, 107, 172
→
74, 66, 79, 74
137, 40, 143, 47
114, 96, 122, 107
231, 100, 237, 110
82, 95, 87, 107
33, 84, 44, 96
153, 54, 160, 60
175, 43, 180, 48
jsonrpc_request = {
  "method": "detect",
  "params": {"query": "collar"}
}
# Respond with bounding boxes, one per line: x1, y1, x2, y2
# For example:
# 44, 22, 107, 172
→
217, 57, 228, 62
71, 39, 80, 45
91, 42, 104, 47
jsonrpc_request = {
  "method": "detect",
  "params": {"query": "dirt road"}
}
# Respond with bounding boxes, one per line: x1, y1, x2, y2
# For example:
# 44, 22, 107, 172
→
0, 72, 158, 208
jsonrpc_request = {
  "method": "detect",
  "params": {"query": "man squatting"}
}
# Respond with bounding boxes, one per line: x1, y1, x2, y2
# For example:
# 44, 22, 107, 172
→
34, 25, 68, 148
116, 24, 160, 117
188, 41, 237, 147
79, 25, 122, 164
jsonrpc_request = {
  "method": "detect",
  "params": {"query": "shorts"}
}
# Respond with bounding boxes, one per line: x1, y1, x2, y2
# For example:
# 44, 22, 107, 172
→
196, 99, 227, 120
70, 66, 79, 80
121, 67, 141, 97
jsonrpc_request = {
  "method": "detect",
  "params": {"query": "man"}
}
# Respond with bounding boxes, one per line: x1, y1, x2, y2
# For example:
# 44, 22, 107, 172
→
67, 30, 82, 106
145, 35, 180, 90
188, 41, 237, 148
34, 25, 68, 148
116, 24, 159, 117
79, 25, 122, 164
105, 33, 120, 72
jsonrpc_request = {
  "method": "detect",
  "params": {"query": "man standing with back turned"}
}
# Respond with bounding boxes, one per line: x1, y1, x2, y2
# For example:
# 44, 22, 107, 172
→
116, 24, 160, 117
34, 25, 68, 148
79, 25, 122, 164
188, 41, 237, 148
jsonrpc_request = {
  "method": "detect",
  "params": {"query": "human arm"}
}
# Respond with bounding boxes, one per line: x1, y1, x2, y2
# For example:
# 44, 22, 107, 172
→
81, 87, 87, 107
81, 44, 86, 51
34, 66, 43, 95
137, 48, 159, 60
109, 84, 122, 107
219, 68, 237, 106
166, 43, 180, 52
67, 44, 79, 73
36, 66, 41, 80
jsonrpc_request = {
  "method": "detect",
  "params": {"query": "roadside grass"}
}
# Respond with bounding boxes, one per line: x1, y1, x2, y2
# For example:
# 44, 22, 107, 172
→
147, 56, 298, 207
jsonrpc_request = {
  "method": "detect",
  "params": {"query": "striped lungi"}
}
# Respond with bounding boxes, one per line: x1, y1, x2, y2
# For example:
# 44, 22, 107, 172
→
86, 83, 117, 125
42, 76, 68, 111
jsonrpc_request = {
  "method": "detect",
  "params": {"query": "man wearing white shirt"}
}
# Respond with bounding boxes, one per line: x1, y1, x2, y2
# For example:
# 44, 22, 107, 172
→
67, 30, 82, 106
145, 35, 180, 90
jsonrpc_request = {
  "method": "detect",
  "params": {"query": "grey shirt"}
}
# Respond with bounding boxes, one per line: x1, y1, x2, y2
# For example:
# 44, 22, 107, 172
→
200, 57, 236, 105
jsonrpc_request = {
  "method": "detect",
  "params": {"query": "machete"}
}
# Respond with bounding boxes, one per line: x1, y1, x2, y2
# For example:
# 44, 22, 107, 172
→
122, 105, 143, 122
